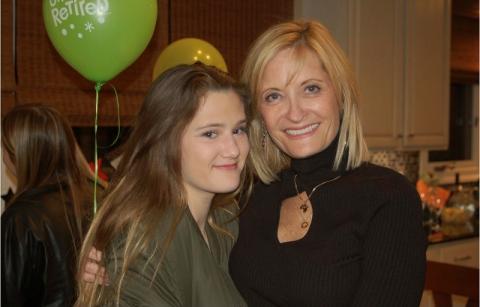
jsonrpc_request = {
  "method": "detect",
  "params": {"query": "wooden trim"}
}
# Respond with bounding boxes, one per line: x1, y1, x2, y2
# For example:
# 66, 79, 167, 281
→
1, 91, 16, 116
1, 0, 15, 91
425, 260, 479, 306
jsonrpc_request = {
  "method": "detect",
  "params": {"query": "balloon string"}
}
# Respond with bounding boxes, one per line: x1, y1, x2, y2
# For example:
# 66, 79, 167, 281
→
98, 83, 121, 149
93, 82, 104, 215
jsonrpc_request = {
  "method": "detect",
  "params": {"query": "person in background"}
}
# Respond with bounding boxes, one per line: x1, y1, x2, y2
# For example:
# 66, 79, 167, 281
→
1, 104, 101, 306
228, 20, 427, 306
76, 63, 251, 306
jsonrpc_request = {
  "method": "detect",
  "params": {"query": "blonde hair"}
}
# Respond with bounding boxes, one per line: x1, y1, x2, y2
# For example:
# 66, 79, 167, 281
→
76, 63, 252, 306
242, 20, 369, 183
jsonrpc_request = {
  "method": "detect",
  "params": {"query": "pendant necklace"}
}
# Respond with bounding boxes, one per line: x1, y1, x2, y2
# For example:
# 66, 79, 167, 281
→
293, 174, 341, 229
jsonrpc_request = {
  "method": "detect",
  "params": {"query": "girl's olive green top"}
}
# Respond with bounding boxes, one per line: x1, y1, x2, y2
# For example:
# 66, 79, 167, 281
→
104, 206, 246, 307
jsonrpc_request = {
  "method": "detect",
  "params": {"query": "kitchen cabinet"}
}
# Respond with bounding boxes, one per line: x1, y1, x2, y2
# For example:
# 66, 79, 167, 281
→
295, 0, 450, 150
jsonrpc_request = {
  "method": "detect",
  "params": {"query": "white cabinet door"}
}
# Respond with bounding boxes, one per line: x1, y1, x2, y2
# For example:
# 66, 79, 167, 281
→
349, 0, 404, 148
404, 0, 451, 149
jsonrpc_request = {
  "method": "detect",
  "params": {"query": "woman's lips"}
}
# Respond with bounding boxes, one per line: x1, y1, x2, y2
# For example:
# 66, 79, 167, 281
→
285, 123, 319, 137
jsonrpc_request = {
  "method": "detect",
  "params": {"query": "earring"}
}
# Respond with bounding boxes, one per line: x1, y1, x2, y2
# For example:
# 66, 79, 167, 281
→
261, 127, 267, 148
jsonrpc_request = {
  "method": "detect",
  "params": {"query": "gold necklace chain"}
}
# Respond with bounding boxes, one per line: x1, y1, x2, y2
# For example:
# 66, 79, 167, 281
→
293, 174, 341, 228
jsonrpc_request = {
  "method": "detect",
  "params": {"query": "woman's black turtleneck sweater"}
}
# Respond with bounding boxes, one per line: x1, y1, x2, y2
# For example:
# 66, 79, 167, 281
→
229, 138, 427, 307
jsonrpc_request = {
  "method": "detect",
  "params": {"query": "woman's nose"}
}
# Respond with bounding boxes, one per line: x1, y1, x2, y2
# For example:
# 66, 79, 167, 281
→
285, 97, 305, 123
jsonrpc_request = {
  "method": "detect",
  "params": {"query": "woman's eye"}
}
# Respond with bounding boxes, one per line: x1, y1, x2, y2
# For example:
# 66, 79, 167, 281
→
264, 92, 281, 103
202, 131, 218, 139
233, 126, 248, 135
305, 84, 320, 94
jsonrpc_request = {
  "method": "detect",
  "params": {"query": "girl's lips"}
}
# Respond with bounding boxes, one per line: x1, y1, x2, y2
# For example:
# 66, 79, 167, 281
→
213, 163, 238, 170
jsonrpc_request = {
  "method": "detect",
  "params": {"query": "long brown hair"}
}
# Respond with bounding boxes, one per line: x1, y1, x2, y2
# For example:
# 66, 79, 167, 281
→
242, 20, 369, 183
76, 63, 252, 306
1, 104, 92, 241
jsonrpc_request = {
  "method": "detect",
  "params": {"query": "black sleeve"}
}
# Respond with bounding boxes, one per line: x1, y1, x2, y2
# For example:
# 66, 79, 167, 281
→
351, 180, 427, 306
2, 211, 46, 306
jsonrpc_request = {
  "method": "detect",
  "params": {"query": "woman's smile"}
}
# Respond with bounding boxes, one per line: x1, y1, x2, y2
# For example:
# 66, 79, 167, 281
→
285, 123, 320, 137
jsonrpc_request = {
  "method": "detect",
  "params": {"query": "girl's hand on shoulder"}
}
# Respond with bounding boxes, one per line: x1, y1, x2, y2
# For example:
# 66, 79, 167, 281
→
83, 247, 109, 285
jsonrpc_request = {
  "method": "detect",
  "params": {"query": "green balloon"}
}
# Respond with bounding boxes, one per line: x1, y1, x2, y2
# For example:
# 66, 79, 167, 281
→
43, 0, 157, 82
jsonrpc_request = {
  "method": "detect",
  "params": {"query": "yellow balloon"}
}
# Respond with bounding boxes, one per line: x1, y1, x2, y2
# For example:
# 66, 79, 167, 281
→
152, 38, 228, 80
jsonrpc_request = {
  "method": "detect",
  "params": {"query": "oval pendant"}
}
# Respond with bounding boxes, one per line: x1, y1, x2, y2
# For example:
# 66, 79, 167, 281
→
299, 203, 308, 211
301, 222, 309, 228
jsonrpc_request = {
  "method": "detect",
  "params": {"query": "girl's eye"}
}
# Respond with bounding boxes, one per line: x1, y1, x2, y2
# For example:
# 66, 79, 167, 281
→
233, 126, 248, 135
264, 92, 281, 103
202, 130, 218, 139
305, 84, 320, 94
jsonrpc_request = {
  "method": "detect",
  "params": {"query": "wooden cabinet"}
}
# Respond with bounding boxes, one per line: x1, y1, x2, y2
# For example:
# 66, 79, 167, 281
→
295, 0, 450, 150
420, 238, 479, 307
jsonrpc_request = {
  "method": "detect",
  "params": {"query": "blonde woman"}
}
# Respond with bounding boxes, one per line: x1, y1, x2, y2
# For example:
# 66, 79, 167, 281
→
1, 104, 99, 306
76, 63, 250, 306
228, 20, 426, 306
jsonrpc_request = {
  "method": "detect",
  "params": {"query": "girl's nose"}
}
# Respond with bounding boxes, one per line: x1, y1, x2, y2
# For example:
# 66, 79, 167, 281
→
221, 134, 240, 158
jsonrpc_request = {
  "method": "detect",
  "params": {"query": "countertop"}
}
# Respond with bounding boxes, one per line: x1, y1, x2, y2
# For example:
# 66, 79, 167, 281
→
427, 217, 479, 245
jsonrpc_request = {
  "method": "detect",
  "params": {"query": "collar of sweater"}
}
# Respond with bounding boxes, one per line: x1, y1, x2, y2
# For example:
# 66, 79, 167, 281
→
287, 132, 347, 191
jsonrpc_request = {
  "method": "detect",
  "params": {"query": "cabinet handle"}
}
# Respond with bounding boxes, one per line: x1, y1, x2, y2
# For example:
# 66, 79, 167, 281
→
453, 255, 472, 262
407, 133, 414, 138
396, 134, 403, 138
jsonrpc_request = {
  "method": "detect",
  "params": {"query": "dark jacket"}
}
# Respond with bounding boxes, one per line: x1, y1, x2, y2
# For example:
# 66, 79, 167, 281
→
2, 184, 83, 307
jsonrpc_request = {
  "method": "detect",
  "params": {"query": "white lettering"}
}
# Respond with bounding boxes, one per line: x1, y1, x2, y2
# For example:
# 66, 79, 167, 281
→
79, 0, 86, 16
97, 0, 109, 14
49, 0, 65, 7
59, 7, 69, 21
64, 0, 73, 15
48, 0, 109, 28
84, 2, 96, 15
51, 8, 62, 26
73, 0, 80, 16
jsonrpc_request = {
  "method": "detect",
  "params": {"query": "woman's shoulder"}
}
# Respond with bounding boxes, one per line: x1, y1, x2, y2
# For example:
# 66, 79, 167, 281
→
2, 187, 72, 246
2, 201, 35, 232
349, 163, 415, 188
348, 163, 421, 208
2, 188, 56, 223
